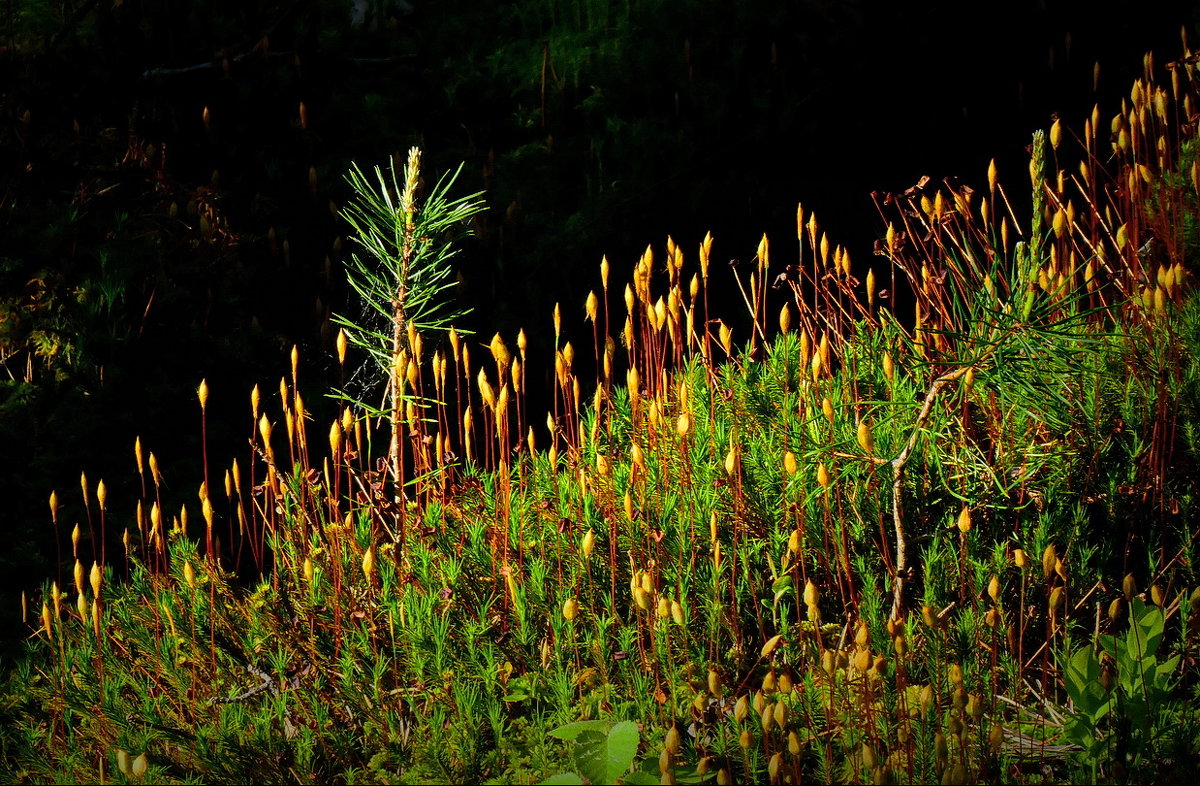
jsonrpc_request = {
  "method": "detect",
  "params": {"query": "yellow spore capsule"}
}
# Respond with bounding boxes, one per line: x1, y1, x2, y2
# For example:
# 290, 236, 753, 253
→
361, 546, 375, 582
803, 580, 819, 607
857, 419, 875, 454
90, 562, 102, 600
816, 462, 831, 489
956, 506, 972, 533
1042, 545, 1057, 580
783, 451, 797, 476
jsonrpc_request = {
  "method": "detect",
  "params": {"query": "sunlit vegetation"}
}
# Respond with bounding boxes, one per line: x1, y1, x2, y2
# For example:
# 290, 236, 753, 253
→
4, 30, 1200, 786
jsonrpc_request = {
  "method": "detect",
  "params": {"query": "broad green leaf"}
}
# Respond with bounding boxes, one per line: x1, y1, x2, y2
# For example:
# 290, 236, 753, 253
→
622, 773, 659, 785
549, 720, 614, 741
608, 721, 642, 780
1134, 656, 1160, 693
575, 721, 640, 785
1098, 633, 1118, 661
1065, 647, 1105, 717
1110, 634, 1136, 674
1062, 715, 1096, 751
1129, 597, 1165, 658
574, 730, 608, 784
633, 754, 659, 777
771, 575, 793, 604
1125, 700, 1149, 733
541, 774, 585, 785
1157, 654, 1181, 688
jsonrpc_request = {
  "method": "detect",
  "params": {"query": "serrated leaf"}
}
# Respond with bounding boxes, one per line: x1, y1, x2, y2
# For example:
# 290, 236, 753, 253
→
607, 721, 641, 779
574, 730, 607, 783
575, 721, 639, 785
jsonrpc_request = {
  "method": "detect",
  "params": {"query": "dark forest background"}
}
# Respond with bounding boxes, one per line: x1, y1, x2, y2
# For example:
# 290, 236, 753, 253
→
1, 0, 1195, 658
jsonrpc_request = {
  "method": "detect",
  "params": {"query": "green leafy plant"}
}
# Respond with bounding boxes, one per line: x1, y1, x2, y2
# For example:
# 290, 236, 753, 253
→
542, 719, 712, 785
543, 720, 642, 785
1063, 594, 1188, 780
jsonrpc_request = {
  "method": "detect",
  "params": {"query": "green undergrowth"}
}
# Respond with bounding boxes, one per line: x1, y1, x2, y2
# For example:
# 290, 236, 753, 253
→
5, 38, 1200, 786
